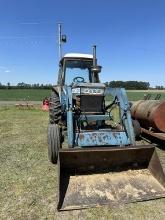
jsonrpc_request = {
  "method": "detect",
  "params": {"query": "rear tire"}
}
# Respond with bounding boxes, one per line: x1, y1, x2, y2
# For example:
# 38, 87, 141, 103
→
49, 90, 61, 124
48, 124, 61, 164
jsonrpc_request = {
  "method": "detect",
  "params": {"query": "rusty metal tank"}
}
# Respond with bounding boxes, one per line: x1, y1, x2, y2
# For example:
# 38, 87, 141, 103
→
131, 100, 165, 132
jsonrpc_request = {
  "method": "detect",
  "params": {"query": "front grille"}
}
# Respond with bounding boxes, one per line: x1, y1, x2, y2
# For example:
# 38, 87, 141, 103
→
80, 95, 104, 113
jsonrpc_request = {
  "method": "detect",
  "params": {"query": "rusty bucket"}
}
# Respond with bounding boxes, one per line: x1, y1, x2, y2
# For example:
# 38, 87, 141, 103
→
57, 145, 165, 211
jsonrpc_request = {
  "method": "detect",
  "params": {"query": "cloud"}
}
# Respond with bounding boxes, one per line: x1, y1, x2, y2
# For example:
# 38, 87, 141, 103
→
0, 66, 6, 69
20, 22, 39, 25
0, 66, 11, 73
5, 70, 11, 73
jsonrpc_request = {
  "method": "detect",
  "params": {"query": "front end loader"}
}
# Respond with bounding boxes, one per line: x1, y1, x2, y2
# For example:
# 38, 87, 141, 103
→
48, 46, 165, 211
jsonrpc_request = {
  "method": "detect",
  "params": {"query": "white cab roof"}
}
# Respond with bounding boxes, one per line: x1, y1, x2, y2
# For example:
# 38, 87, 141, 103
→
64, 53, 93, 59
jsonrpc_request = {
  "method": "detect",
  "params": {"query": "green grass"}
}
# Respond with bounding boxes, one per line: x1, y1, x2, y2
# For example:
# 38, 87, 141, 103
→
0, 89, 165, 101
126, 90, 165, 101
106, 90, 165, 101
0, 89, 51, 101
0, 106, 165, 219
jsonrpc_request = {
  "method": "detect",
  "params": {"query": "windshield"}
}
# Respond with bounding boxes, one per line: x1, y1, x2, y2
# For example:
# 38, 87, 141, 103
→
64, 59, 92, 85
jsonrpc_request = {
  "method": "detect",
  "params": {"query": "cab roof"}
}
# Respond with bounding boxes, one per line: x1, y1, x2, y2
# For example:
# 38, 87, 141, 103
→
63, 53, 93, 59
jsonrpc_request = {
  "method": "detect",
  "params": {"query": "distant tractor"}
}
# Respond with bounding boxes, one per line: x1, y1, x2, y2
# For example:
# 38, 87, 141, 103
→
47, 25, 165, 211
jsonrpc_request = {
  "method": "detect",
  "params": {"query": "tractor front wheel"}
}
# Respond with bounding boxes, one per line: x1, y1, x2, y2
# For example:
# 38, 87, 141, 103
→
48, 124, 61, 164
132, 119, 141, 139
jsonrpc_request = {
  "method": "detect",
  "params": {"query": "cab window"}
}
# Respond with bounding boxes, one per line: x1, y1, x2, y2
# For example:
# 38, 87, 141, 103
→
64, 59, 92, 85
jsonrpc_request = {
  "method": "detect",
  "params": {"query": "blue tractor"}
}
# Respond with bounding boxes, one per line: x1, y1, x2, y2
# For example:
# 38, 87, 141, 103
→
47, 46, 165, 211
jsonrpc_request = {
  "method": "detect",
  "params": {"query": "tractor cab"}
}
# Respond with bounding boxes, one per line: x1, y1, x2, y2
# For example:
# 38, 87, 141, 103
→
58, 52, 106, 115
58, 53, 101, 85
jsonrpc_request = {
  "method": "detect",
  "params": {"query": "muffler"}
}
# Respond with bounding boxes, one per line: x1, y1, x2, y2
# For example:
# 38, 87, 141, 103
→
57, 145, 165, 211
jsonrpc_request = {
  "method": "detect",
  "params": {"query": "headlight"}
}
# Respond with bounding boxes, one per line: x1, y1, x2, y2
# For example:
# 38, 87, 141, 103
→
81, 88, 104, 95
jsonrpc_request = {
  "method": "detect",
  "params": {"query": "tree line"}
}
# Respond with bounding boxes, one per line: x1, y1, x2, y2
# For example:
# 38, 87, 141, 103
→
0, 81, 164, 90
0, 82, 53, 89
105, 81, 151, 90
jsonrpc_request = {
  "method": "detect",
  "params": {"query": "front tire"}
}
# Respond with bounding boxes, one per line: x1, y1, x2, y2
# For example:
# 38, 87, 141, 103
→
48, 124, 61, 164
132, 119, 141, 139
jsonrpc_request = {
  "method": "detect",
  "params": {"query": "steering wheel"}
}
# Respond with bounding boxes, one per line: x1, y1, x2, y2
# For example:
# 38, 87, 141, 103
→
73, 76, 85, 83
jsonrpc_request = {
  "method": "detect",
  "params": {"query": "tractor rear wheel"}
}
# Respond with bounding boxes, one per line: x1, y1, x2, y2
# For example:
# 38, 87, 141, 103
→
48, 124, 61, 164
49, 90, 61, 124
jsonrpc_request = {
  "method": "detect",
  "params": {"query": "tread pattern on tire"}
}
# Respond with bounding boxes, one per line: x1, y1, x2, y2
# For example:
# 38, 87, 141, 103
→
132, 119, 141, 138
49, 90, 61, 124
48, 124, 60, 164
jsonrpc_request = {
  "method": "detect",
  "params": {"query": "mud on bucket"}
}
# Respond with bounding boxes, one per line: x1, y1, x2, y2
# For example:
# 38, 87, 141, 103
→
57, 145, 165, 211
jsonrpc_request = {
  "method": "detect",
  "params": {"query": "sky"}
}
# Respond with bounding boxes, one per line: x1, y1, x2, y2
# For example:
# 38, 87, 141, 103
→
0, 0, 165, 87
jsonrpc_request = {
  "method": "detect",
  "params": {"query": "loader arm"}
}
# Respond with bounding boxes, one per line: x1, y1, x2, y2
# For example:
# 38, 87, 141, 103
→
105, 87, 136, 145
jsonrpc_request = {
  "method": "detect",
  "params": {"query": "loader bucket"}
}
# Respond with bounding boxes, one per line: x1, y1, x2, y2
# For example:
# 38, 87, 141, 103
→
57, 145, 165, 211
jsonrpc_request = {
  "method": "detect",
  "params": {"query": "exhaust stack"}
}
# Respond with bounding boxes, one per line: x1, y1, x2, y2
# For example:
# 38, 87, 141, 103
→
91, 45, 102, 75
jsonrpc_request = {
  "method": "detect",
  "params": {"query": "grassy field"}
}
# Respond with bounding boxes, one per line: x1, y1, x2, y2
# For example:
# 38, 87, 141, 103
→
0, 106, 165, 219
109, 90, 165, 101
126, 90, 165, 101
0, 89, 165, 101
0, 89, 51, 101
